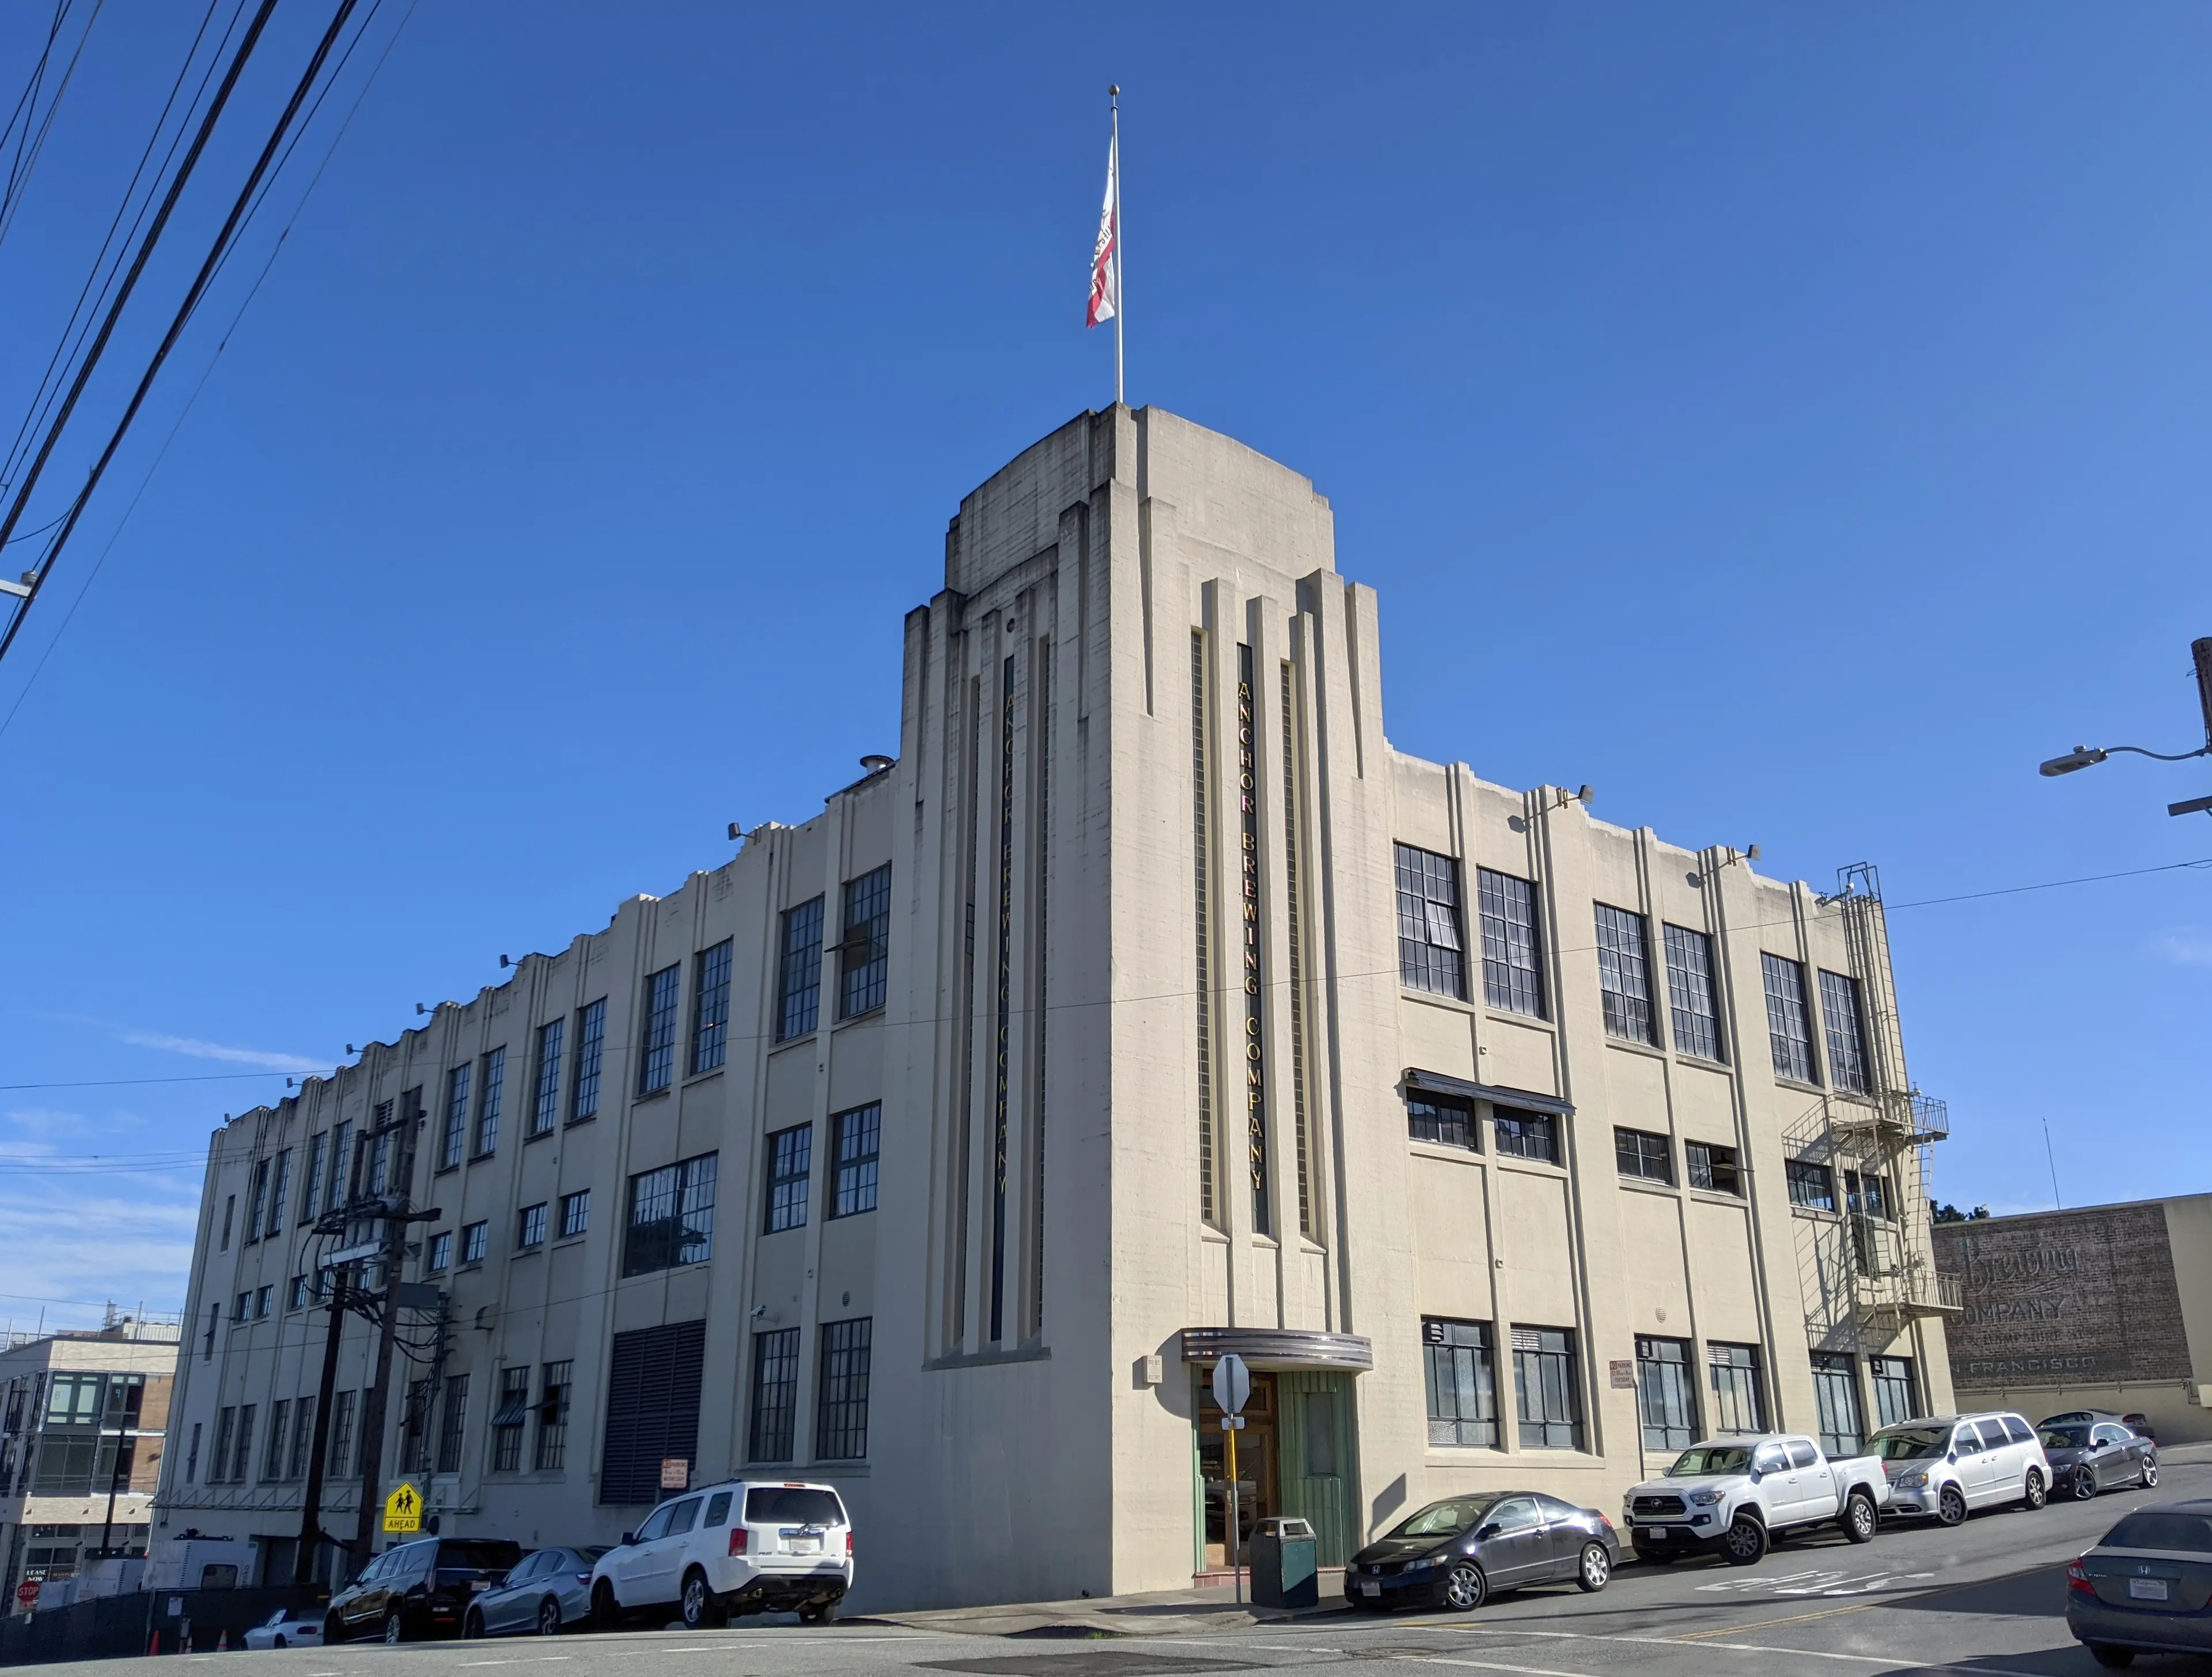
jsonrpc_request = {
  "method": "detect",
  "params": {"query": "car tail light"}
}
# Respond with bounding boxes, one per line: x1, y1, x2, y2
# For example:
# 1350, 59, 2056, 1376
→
575, 1573, 592, 1585
1599, 1515, 1614, 1530
846, 1531, 854, 1556
729, 1529, 749, 1557
2067, 1561, 2096, 1595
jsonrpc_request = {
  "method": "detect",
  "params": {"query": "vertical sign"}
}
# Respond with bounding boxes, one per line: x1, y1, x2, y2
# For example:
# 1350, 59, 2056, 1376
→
1237, 646, 1270, 1234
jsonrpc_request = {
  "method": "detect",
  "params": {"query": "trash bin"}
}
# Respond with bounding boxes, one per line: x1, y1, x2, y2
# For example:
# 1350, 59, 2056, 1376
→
1249, 1516, 1318, 1608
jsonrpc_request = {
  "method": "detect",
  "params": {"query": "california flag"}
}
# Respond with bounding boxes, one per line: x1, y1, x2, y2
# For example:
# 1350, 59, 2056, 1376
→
1086, 133, 1119, 327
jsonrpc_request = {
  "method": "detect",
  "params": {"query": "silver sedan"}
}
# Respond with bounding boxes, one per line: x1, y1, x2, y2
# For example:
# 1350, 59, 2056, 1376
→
463, 1546, 608, 1638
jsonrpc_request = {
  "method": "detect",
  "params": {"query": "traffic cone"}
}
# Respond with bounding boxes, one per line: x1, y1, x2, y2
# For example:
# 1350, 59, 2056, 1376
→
147, 1630, 158, 1656
216, 1630, 228, 1650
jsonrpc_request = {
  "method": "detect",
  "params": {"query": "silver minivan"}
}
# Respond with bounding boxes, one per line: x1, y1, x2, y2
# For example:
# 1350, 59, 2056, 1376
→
1871, 1411, 2051, 1525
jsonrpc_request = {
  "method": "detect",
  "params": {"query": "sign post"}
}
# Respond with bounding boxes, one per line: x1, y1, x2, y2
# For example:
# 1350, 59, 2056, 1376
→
1212, 1354, 1252, 1604
382, 1481, 422, 1537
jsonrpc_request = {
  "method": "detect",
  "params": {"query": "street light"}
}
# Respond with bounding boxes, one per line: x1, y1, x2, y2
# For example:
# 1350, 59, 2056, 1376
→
2037, 637, 2212, 817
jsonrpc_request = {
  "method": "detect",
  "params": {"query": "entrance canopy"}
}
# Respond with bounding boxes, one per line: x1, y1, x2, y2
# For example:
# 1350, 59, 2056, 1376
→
1180, 1327, 1373, 1372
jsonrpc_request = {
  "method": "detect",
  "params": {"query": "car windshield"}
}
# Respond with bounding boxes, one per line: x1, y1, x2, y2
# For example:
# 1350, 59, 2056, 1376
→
2104, 1513, 2212, 1554
435, 1541, 521, 1573
262, 1611, 287, 1627
1667, 1445, 1753, 1477
744, 1487, 845, 1526
2043, 1426, 2090, 1451
1869, 1426, 1949, 1462
578, 1546, 609, 1561
1387, 1498, 1494, 1539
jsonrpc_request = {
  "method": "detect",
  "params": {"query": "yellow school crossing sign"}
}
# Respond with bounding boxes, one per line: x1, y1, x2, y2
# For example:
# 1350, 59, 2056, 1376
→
383, 1481, 422, 1535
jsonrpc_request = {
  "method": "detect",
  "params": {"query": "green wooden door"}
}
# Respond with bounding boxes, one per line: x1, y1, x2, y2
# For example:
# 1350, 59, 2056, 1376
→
1275, 1371, 1359, 1566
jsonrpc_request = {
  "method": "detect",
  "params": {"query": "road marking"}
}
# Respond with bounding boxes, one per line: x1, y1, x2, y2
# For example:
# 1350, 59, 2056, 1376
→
1401, 1655, 1603, 1677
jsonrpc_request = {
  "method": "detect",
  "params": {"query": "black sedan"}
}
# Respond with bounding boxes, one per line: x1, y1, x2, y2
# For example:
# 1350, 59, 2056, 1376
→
1345, 1491, 1620, 1612
2067, 1501, 2212, 1667
2042, 1419, 2160, 1502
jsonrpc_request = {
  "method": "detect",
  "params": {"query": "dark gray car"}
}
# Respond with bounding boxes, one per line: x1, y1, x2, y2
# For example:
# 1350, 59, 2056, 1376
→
2041, 1418, 2159, 1502
463, 1547, 608, 1638
1346, 1492, 1621, 1612
2067, 1500, 2212, 1667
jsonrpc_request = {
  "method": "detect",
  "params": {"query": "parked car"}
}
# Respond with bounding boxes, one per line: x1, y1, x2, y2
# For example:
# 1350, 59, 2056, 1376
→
241, 1607, 324, 1650
463, 1546, 608, 1638
2045, 1409, 2160, 1445
1622, 1434, 1888, 1566
324, 1536, 523, 1644
2041, 1419, 2160, 1502
1344, 1491, 1619, 1612
2066, 1500, 2212, 1667
1869, 1412, 2050, 1525
589, 1481, 853, 1628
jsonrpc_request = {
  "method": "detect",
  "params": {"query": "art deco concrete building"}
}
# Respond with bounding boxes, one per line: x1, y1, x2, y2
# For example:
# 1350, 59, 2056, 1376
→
156, 407, 1956, 1608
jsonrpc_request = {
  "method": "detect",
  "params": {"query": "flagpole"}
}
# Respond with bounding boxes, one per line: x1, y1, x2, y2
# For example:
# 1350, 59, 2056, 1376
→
1110, 84, 1123, 408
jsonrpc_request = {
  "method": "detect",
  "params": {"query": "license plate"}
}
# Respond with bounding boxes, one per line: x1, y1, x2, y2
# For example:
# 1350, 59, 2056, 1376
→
1359, 1582, 1380, 1597
1646, 1527, 1676, 1540
2129, 1577, 2171, 1601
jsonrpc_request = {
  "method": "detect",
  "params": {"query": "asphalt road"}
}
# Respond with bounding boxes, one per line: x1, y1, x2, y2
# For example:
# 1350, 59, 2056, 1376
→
89, 1461, 2212, 1677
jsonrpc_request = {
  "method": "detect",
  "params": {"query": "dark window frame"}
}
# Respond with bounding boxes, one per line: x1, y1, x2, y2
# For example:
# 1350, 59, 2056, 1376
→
1476, 867, 1545, 1017
763, 1123, 812, 1233
638, 964, 681, 1096
1394, 842, 1467, 1000
531, 1017, 563, 1137
1492, 1105, 1560, 1164
691, 940, 733, 1076
838, 865, 892, 1021
1422, 1318, 1498, 1448
1686, 1140, 1742, 1195
1762, 953, 1818, 1084
777, 898, 826, 1041
830, 1104, 880, 1218
747, 1328, 800, 1463
570, 999, 606, 1123
1511, 1327, 1582, 1450
622, 1152, 718, 1277
815, 1318, 873, 1461
1819, 969, 1871, 1094
1615, 1126, 1673, 1184
1662, 923, 1725, 1063
1593, 903, 1656, 1044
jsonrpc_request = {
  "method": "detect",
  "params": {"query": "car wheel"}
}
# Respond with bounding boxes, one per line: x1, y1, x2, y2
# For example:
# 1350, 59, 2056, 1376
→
382, 1612, 405, 1646
2142, 1457, 2160, 1489
1575, 1543, 1610, 1593
1936, 1485, 1968, 1527
1441, 1561, 1487, 1612
680, 1570, 724, 1630
1722, 1515, 1769, 1566
274, 1638, 287, 1650
2024, 1468, 2047, 1511
2088, 1645, 2137, 1669
463, 1608, 485, 1640
2072, 1466, 2099, 1502
322, 1615, 345, 1646
1843, 1491, 1878, 1544
537, 1599, 563, 1637
591, 1581, 619, 1631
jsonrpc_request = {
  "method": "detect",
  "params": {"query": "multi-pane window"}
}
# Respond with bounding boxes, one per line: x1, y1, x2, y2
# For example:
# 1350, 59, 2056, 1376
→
1636, 1337, 1696, 1451
461, 1221, 488, 1265
1407, 1092, 1476, 1150
639, 964, 680, 1096
1762, 953, 1817, 1084
490, 1368, 531, 1472
777, 898, 825, 1040
474, 1046, 505, 1157
748, 1328, 800, 1462
570, 999, 605, 1122
266, 1150, 291, 1238
1512, 1327, 1581, 1449
287, 1396, 315, 1480
1477, 868, 1544, 1017
263, 1400, 290, 1482
255, 1285, 272, 1319
535, 1361, 572, 1471
1820, 970, 1870, 1094
1708, 1343, 1765, 1434
1422, 1318, 1497, 1447
327, 1390, 356, 1478
287, 1274, 310, 1311
1870, 1356, 1918, 1428
426, 1231, 452, 1273
1786, 1157, 1836, 1210
401, 1379, 433, 1474
370, 1097, 397, 1194
1395, 844, 1465, 998
440, 1064, 470, 1170
437, 1374, 469, 1474
531, 1018, 563, 1137
518, 1203, 547, 1250
838, 865, 892, 1020
690, 940, 733, 1075
210, 1409, 234, 1483
1687, 1141, 1741, 1195
1812, 1352, 1863, 1456
816, 1318, 873, 1460
1593, 904, 1655, 1043
1493, 1106, 1559, 1164
325, 1120, 351, 1210
231, 1405, 257, 1482
1663, 924, 1724, 1062
559, 1189, 589, 1239
246, 1159, 269, 1243
1615, 1127, 1672, 1184
830, 1105, 880, 1218
763, 1123, 812, 1233
301, 1132, 327, 1222
1846, 1169, 1892, 1221
623, 1152, 718, 1276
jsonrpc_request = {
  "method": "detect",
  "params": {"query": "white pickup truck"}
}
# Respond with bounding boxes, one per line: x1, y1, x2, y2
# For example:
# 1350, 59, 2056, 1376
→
1622, 1433, 1892, 1565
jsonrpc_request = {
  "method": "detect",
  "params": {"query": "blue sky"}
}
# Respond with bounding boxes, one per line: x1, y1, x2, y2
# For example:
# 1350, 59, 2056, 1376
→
1, 3, 2207, 1328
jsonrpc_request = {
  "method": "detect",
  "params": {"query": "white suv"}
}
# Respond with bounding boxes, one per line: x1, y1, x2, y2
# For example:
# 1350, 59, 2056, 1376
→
1870, 1412, 2051, 1525
589, 1479, 853, 1627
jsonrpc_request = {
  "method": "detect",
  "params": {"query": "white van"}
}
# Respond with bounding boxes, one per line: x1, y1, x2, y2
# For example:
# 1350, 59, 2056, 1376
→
589, 1480, 853, 1627
1870, 1412, 2051, 1524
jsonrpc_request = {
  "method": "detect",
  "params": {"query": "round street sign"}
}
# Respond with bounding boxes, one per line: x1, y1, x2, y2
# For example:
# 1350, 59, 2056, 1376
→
1212, 1352, 1251, 1417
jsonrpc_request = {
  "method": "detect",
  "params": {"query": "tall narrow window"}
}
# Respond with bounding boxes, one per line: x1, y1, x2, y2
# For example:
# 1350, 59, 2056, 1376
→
763, 1124, 811, 1233
990, 655, 1014, 1341
1423, 1318, 1497, 1447
639, 964, 680, 1095
1635, 1337, 1696, 1450
531, 1017, 563, 1136
263, 1400, 290, 1482
490, 1368, 530, 1472
232, 1405, 257, 1483
440, 1065, 469, 1170
1762, 953, 1817, 1083
1708, 1343, 1765, 1434
816, 1318, 873, 1460
1191, 631, 1217, 1226
1478, 868, 1545, 1017
776, 899, 825, 1041
301, 1133, 327, 1222
1594, 903, 1655, 1043
326, 1390, 356, 1478
1663, 925, 1724, 1062
747, 1328, 800, 1462
210, 1409, 234, 1484
245, 1159, 269, 1243
1395, 843, 1465, 999
287, 1395, 315, 1480
838, 868, 892, 1020
535, 1361, 571, 1470
1820, 970, 1870, 1093
474, 1046, 504, 1156
324, 1121, 350, 1211
264, 1149, 292, 1240
623, 1153, 717, 1275
830, 1104, 880, 1218
571, 998, 605, 1122
691, 940, 732, 1074
1811, 1352, 1863, 1456
1029, 643, 1051, 1337
559, 1188, 589, 1238
437, 1373, 469, 1474
1280, 661, 1312, 1237
1870, 1356, 1918, 1428
1511, 1328, 1581, 1449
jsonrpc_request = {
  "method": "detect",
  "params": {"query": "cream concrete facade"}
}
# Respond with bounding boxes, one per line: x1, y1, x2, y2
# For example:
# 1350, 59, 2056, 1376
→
157, 406, 1953, 1610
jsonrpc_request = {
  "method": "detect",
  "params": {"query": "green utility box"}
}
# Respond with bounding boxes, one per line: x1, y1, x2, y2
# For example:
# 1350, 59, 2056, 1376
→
1249, 1516, 1318, 1609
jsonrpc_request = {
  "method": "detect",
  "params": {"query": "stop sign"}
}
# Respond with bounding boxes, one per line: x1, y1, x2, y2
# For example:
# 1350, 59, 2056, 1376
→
16, 1579, 39, 1611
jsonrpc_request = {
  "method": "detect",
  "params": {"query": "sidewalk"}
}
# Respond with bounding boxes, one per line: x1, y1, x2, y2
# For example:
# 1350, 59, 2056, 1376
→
871, 1573, 1350, 1638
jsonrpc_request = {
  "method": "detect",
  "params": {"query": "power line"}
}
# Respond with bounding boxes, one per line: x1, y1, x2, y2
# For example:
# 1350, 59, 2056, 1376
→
0, 0, 101, 253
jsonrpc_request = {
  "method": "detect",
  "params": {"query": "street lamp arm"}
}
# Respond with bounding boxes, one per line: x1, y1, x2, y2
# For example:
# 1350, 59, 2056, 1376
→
2104, 743, 2212, 763
2040, 742, 2211, 777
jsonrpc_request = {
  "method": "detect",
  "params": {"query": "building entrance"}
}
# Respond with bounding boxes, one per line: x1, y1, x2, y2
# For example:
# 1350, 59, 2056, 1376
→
1195, 1368, 1359, 1572
1197, 1370, 1274, 1572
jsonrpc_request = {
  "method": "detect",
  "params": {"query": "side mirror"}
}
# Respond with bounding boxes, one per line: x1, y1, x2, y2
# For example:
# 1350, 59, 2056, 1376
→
1475, 1523, 1501, 1541
1946, 1452, 1957, 1464
620, 1532, 635, 1547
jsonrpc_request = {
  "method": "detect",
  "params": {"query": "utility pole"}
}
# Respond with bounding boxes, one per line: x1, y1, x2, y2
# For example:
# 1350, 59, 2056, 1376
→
293, 1268, 349, 1583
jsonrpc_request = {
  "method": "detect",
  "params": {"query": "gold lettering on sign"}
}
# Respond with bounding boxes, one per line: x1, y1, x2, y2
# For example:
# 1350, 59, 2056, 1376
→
1237, 646, 1270, 1235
